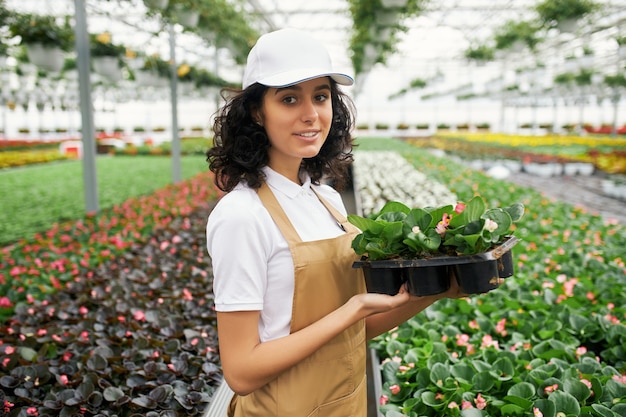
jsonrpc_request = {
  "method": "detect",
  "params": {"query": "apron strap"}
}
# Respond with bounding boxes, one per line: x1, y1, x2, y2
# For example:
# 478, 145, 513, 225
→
257, 182, 302, 244
310, 187, 354, 233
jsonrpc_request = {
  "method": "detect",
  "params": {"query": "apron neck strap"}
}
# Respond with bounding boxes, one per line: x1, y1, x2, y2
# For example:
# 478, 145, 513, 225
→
310, 188, 353, 232
257, 182, 302, 244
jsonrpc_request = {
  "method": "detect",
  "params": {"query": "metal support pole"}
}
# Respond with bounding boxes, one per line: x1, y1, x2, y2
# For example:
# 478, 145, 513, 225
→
73, 0, 99, 213
169, 24, 181, 184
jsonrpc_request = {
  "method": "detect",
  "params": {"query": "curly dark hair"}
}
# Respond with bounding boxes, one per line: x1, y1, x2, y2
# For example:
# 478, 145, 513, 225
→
206, 80, 357, 193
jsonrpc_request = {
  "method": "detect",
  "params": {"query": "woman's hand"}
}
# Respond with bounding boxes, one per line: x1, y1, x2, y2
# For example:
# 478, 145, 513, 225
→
351, 285, 411, 317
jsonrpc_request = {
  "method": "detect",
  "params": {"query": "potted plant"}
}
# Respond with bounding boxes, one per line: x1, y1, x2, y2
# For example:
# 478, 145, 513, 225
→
8, 12, 73, 72
348, 196, 525, 295
604, 73, 626, 89
167, 0, 200, 28
534, 0, 601, 32
464, 44, 494, 64
90, 32, 126, 83
143, 0, 169, 9
493, 20, 542, 52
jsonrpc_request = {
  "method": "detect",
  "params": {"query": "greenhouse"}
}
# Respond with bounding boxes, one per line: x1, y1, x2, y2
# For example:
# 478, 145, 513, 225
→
0, 1, 625, 416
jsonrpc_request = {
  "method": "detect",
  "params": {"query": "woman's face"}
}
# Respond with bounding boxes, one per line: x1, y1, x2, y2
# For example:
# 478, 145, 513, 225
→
258, 77, 333, 177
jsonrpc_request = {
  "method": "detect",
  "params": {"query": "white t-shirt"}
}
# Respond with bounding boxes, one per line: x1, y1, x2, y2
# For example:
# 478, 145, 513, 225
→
206, 166, 348, 342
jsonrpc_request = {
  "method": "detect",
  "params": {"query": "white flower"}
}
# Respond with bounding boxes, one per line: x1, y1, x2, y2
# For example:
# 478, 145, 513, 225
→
484, 218, 498, 232
412, 226, 421, 234
352, 151, 457, 216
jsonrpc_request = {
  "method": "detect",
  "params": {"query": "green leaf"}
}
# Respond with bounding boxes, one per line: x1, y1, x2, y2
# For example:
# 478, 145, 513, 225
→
347, 214, 382, 233
533, 398, 557, 417
590, 404, 619, 417
473, 370, 496, 391
378, 201, 410, 216
103, 386, 125, 401
18, 347, 37, 362
429, 362, 450, 387
503, 395, 534, 410
500, 403, 528, 416
563, 378, 592, 403
508, 382, 537, 399
549, 390, 581, 416
449, 195, 486, 228
504, 202, 525, 222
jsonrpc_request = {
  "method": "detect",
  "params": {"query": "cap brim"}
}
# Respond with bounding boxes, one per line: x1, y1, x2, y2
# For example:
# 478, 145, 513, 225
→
257, 67, 354, 88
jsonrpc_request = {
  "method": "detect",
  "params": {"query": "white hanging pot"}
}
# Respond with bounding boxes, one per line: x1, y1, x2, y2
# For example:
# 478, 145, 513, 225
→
511, 40, 525, 53
143, 0, 169, 9
557, 19, 578, 33
174, 9, 200, 28
25, 43, 65, 73
135, 70, 162, 87
381, 0, 407, 8
92, 56, 122, 83
375, 11, 398, 26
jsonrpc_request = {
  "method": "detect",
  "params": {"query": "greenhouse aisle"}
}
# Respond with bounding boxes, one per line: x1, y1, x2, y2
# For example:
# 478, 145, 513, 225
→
504, 172, 626, 225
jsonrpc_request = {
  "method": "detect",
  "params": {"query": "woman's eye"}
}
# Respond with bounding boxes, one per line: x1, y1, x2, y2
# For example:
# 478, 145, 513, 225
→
316, 94, 329, 102
282, 96, 297, 104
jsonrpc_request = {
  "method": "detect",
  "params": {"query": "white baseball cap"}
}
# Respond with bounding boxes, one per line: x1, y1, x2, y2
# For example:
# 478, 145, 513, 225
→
242, 28, 354, 89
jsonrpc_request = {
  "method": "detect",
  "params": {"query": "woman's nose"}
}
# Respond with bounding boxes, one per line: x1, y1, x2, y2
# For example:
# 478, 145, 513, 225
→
301, 100, 319, 123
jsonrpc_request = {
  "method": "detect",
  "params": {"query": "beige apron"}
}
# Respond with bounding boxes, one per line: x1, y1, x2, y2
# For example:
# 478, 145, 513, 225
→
228, 182, 367, 416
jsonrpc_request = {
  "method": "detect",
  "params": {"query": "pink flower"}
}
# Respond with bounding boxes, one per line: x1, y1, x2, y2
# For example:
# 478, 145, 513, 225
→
5, 346, 15, 355
436, 213, 450, 235
26, 407, 38, 416
475, 393, 487, 410
462, 401, 473, 410
544, 383, 559, 394
448, 401, 459, 409
59, 374, 69, 385
454, 202, 466, 213
133, 310, 146, 321
379, 395, 388, 405
183, 288, 193, 301
576, 346, 587, 358
495, 318, 507, 336
612, 374, 626, 385
533, 407, 544, 417
0, 297, 13, 308
389, 384, 401, 395
481, 334, 499, 349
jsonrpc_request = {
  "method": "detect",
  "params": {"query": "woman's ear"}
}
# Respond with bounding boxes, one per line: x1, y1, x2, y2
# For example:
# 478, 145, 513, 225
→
252, 108, 264, 127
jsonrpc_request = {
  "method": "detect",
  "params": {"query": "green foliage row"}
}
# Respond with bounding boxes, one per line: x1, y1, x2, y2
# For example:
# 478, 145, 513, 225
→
0, 155, 209, 245
354, 137, 626, 417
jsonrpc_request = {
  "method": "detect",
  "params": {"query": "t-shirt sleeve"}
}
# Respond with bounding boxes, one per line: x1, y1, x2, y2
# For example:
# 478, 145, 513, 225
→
206, 194, 270, 312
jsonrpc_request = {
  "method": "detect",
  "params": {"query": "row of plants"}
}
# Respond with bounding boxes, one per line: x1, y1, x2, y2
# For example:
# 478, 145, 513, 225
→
352, 138, 626, 416
0, 137, 211, 169
409, 133, 626, 175
356, 123, 493, 131
0, 171, 224, 415
0, 155, 209, 246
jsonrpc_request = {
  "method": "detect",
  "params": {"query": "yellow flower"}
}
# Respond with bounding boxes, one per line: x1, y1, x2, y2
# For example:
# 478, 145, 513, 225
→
96, 31, 112, 45
177, 63, 190, 77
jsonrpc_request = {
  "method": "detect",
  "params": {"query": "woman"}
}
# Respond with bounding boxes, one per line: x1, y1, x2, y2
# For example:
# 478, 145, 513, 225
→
206, 28, 467, 416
